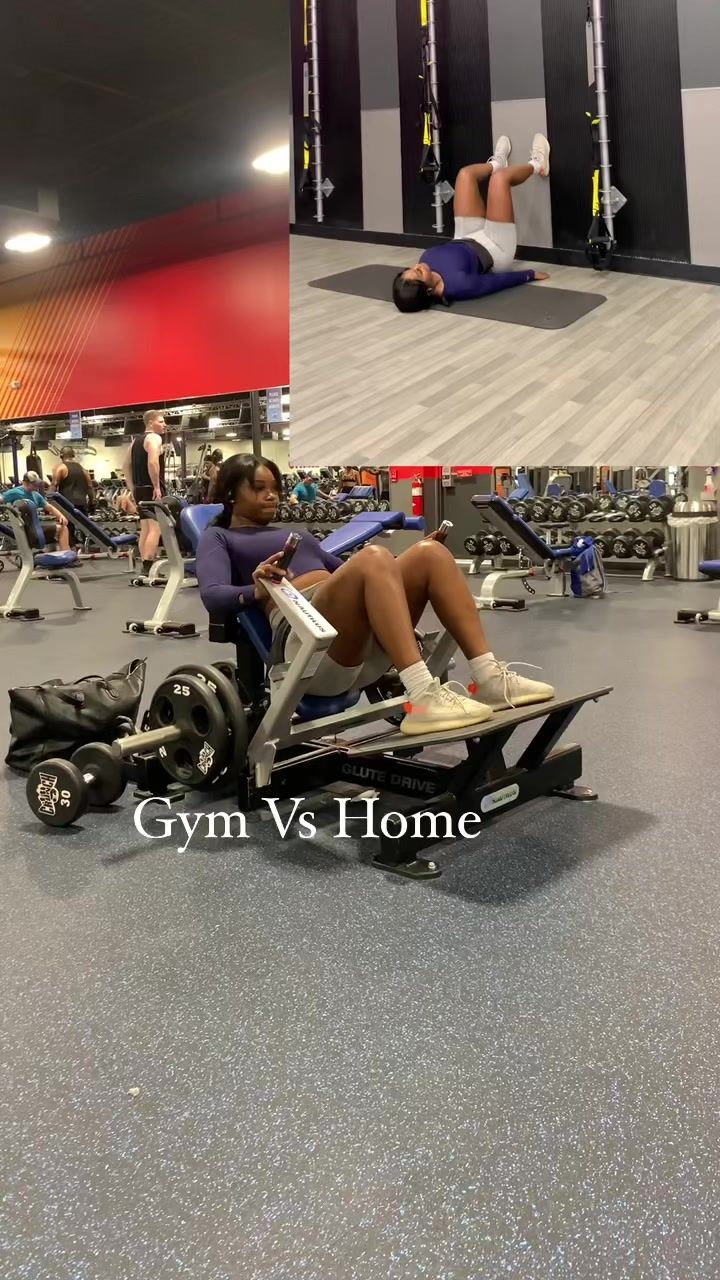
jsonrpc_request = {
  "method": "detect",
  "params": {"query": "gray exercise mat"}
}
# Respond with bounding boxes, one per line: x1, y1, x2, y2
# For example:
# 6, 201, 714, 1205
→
309, 263, 606, 330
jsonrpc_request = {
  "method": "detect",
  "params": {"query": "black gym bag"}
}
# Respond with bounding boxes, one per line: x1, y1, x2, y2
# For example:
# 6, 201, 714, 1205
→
5, 659, 147, 774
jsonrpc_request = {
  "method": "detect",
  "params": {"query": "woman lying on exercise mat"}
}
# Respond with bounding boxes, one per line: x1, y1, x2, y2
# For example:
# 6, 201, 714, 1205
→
197, 455, 555, 737
393, 134, 551, 313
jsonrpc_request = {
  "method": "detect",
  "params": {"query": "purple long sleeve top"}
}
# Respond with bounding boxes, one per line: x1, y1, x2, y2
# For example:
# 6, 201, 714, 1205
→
419, 241, 534, 301
196, 524, 344, 615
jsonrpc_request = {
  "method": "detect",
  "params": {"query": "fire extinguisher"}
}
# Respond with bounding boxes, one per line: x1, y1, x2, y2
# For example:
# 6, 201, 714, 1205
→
411, 474, 424, 518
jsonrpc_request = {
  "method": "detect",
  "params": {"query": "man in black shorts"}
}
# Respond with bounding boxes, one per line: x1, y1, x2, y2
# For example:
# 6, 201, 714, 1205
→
51, 448, 94, 543
126, 409, 167, 575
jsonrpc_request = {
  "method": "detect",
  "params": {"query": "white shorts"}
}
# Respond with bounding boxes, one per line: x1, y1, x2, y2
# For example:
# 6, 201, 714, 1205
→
270, 586, 392, 697
454, 216, 518, 273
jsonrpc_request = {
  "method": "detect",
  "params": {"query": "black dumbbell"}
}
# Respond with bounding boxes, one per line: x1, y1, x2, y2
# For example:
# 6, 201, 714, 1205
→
632, 529, 665, 559
566, 494, 594, 521
547, 496, 571, 523
614, 493, 631, 511
530, 498, 552, 522
611, 529, 640, 558
300, 503, 316, 521
498, 534, 518, 556
464, 535, 480, 556
26, 736, 163, 828
625, 495, 651, 521
647, 495, 673, 521
594, 531, 613, 557
596, 493, 615, 512
514, 499, 532, 520
480, 532, 501, 557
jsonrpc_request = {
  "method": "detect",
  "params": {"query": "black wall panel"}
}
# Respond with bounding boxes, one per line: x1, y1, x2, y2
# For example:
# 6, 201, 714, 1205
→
541, 0, 597, 252
291, 0, 363, 229
606, 0, 690, 262
397, 0, 493, 239
442, 0, 493, 225
542, 0, 690, 262
397, 0, 431, 236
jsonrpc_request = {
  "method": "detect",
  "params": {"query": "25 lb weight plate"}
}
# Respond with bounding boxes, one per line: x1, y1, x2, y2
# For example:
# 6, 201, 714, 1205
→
147, 672, 229, 787
167, 663, 249, 791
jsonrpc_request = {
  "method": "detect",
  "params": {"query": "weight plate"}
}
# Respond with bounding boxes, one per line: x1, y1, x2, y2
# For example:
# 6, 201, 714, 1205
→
167, 663, 249, 792
72, 742, 127, 808
27, 758, 88, 827
147, 672, 229, 787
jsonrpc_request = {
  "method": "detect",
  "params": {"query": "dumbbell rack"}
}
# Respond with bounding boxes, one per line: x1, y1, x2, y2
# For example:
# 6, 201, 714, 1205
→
462, 516, 669, 584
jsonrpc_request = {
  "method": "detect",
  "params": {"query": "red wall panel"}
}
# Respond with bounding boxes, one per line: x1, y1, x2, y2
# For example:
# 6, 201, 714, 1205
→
0, 194, 288, 418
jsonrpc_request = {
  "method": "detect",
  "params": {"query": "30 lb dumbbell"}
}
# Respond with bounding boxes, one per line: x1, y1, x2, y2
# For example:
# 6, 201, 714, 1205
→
27, 671, 232, 828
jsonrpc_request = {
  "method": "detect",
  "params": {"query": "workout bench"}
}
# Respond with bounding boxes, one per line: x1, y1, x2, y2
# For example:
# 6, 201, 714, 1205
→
124, 500, 199, 638
0, 501, 91, 621
48, 491, 137, 564
461, 495, 577, 608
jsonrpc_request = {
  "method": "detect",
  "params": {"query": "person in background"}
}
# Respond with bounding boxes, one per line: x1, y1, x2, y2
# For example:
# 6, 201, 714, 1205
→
289, 472, 327, 506
338, 466, 361, 494
52, 447, 93, 521
205, 450, 224, 503
125, 410, 167, 576
2, 472, 70, 550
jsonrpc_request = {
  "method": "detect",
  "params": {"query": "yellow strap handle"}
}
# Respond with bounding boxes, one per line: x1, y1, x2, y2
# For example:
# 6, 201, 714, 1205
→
420, 0, 428, 27
592, 170, 600, 217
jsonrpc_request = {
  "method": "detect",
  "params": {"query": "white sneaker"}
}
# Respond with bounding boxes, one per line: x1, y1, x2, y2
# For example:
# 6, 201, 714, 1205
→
489, 135, 512, 170
530, 133, 551, 177
400, 679, 494, 736
470, 660, 555, 711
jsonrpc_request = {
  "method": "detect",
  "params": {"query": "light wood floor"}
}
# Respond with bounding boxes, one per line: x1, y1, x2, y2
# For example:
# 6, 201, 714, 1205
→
290, 235, 720, 466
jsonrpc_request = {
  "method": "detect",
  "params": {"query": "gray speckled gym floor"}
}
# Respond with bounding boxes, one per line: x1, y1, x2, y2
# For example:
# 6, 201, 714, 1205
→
1, 565, 719, 1280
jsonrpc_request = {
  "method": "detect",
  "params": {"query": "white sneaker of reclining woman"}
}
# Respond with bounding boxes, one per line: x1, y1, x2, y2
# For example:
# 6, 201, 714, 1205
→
468, 653, 555, 710
400, 678, 494, 737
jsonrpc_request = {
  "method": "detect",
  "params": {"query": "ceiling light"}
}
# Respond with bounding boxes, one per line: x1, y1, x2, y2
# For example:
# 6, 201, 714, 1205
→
252, 145, 289, 175
5, 232, 53, 254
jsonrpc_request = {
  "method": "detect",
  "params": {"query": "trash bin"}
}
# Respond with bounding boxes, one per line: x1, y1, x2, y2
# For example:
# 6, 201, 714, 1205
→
665, 515, 719, 580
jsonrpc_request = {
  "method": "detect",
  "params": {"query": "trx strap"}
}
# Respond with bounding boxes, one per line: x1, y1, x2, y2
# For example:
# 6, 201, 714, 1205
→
586, 110, 615, 270
299, 0, 331, 223
419, 0, 441, 186
585, 0, 626, 270
419, 0, 444, 234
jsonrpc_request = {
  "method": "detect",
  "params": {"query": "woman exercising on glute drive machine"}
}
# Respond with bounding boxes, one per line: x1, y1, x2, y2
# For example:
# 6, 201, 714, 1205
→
393, 135, 551, 312
195, 455, 556, 736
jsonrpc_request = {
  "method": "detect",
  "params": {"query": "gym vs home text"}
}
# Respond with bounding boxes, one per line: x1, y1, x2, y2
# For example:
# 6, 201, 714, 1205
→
133, 792, 521, 854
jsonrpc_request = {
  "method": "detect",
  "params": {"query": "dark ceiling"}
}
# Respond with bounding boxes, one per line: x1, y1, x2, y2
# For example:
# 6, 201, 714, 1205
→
0, 0, 288, 240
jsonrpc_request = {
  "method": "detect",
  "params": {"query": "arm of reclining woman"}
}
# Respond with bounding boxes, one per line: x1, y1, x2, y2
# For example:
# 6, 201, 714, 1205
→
197, 527, 258, 614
